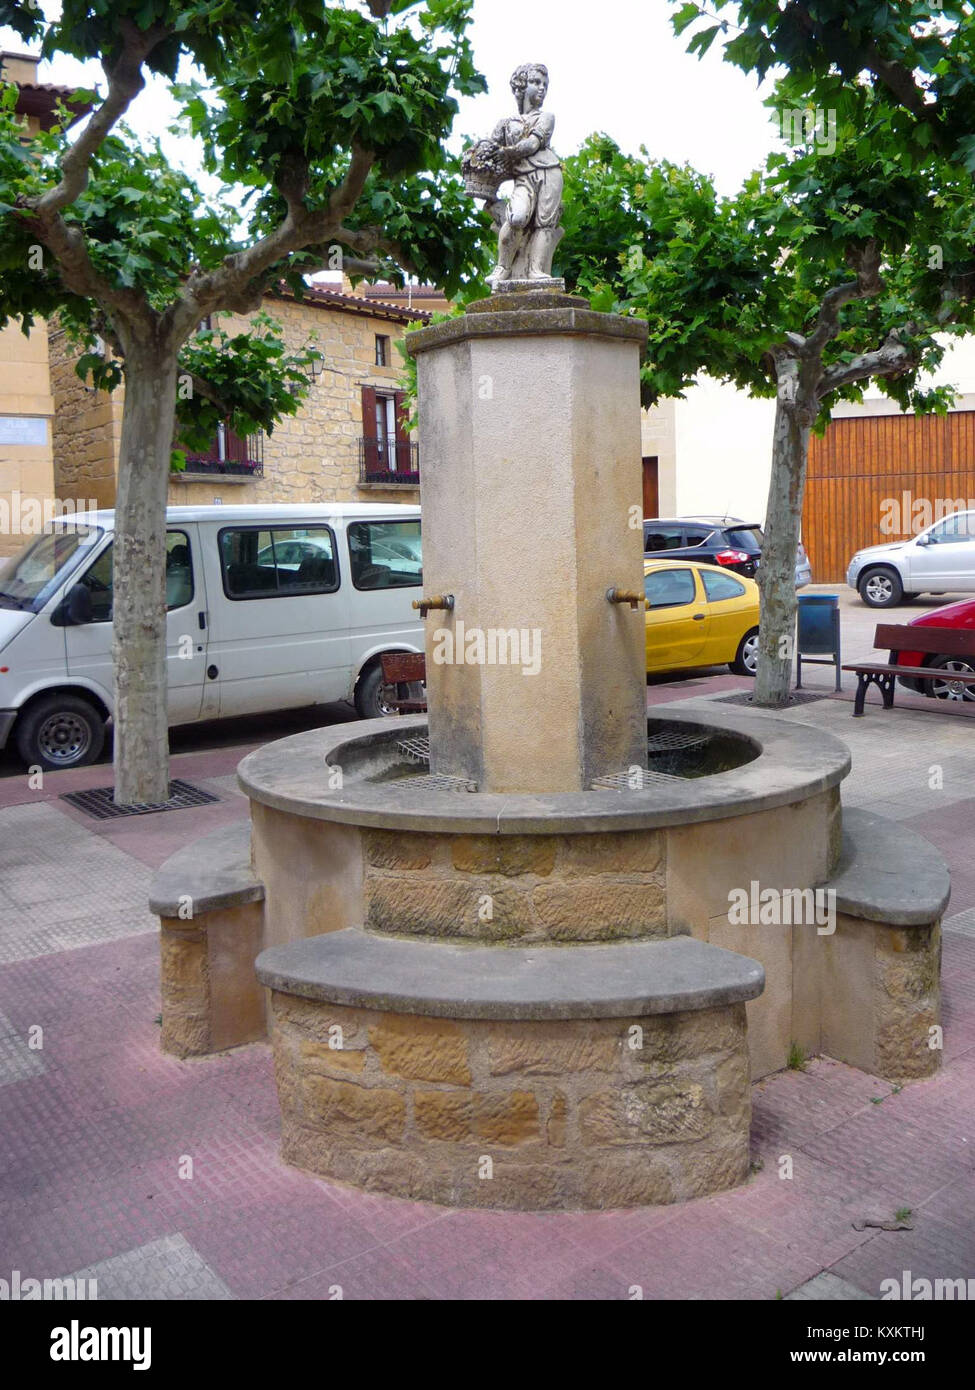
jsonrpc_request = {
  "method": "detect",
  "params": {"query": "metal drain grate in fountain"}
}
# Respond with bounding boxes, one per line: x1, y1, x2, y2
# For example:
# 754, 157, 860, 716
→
590, 769, 685, 791
61, 779, 220, 820
646, 729, 711, 753
396, 736, 430, 765
402, 772, 478, 793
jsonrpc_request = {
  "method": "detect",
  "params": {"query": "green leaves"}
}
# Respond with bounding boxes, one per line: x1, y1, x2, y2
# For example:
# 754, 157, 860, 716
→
559, 114, 975, 417
173, 311, 314, 455
0, 1, 486, 437
672, 3, 705, 37
559, 136, 791, 403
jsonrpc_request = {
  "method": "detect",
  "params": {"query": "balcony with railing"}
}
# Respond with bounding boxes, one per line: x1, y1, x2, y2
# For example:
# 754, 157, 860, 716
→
173, 424, 265, 482
358, 436, 419, 487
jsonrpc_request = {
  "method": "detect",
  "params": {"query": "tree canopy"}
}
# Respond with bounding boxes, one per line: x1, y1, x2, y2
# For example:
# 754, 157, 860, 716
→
0, 0, 489, 802
559, 118, 975, 423
0, 0, 489, 449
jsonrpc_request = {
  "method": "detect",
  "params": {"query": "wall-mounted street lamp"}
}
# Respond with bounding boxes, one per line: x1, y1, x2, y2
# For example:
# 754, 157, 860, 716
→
304, 350, 325, 384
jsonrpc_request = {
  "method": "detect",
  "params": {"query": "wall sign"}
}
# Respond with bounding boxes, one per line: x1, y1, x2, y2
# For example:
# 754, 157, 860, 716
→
0, 416, 48, 447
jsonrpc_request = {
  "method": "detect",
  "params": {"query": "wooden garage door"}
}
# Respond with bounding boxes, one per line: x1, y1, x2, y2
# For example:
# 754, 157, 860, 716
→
803, 411, 975, 582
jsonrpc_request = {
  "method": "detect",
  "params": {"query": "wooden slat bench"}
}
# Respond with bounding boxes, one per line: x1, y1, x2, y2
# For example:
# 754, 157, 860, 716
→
843, 622, 975, 716
379, 650, 428, 713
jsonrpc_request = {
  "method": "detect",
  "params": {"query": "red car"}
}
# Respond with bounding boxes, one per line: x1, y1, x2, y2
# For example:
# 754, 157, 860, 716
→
895, 598, 975, 701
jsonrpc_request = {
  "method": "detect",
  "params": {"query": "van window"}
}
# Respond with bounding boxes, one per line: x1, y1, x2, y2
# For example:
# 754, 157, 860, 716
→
0, 525, 102, 613
76, 531, 195, 622
219, 526, 339, 599
347, 519, 422, 589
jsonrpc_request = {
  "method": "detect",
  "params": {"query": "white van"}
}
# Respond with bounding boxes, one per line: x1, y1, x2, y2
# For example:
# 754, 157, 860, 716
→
0, 502, 424, 770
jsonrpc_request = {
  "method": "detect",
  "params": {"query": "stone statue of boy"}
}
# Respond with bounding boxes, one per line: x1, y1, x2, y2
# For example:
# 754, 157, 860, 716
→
476, 62, 564, 287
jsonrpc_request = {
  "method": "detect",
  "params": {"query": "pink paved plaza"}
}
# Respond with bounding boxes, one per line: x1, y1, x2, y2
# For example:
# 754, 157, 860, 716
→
2, 683, 974, 1301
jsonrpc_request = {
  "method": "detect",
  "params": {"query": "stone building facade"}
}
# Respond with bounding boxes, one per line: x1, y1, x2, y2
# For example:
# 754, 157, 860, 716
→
0, 51, 91, 557
50, 284, 432, 513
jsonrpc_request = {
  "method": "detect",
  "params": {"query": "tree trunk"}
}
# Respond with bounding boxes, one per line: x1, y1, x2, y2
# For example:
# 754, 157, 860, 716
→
112, 344, 177, 804
754, 382, 813, 707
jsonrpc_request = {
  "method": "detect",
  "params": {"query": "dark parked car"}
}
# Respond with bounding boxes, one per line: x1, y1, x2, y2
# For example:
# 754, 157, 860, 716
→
893, 597, 975, 701
643, 515, 813, 588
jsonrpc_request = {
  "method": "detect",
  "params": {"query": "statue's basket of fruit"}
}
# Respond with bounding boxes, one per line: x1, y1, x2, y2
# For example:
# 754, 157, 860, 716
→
462, 139, 507, 200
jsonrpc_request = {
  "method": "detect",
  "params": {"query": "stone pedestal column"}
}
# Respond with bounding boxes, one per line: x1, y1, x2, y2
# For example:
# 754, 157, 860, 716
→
406, 291, 649, 794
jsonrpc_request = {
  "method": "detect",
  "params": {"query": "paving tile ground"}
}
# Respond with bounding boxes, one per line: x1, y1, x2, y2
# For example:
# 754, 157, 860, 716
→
1, 618, 974, 1300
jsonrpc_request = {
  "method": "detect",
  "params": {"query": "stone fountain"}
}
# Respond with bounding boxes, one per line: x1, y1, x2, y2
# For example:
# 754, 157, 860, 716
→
151, 65, 948, 1210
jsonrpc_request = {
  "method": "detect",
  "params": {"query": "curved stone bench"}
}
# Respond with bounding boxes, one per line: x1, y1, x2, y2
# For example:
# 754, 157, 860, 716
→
254, 931, 765, 1210
255, 930, 764, 1019
807, 808, 947, 1082
707, 806, 948, 1083
150, 821, 266, 1058
829, 807, 950, 927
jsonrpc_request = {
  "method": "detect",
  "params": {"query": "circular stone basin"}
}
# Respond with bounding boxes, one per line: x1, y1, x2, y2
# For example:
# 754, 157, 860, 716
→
370, 718, 760, 788
237, 704, 849, 835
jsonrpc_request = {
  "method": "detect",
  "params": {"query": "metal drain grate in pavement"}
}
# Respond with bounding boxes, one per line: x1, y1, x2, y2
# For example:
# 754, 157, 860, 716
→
717, 690, 831, 708
60, 779, 221, 820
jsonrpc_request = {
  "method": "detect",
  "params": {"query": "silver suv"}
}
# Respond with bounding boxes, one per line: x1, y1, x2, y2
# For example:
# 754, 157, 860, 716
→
847, 510, 975, 607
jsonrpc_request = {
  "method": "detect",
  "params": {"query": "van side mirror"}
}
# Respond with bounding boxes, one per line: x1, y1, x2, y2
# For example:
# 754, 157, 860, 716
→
52, 583, 93, 627
917, 535, 932, 546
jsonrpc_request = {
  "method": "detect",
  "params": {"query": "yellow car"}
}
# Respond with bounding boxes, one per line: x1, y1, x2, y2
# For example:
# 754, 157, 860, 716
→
644, 559, 760, 677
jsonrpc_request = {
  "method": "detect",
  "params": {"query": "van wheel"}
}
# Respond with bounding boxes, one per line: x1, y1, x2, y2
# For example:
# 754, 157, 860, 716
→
354, 664, 423, 720
15, 694, 106, 771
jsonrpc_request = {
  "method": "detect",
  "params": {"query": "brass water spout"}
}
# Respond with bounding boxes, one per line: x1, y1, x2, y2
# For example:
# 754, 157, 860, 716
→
413, 593, 455, 617
606, 586, 649, 612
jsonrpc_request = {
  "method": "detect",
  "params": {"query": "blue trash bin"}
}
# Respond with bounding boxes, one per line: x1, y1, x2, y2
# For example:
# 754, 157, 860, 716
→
796, 594, 841, 691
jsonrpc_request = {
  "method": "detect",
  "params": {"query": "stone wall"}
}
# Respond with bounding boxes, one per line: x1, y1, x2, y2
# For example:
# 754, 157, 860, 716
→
49, 295, 422, 512
363, 828, 667, 942
0, 318, 57, 557
170, 297, 419, 509
270, 994, 752, 1209
159, 900, 266, 1058
48, 322, 122, 512
814, 916, 943, 1082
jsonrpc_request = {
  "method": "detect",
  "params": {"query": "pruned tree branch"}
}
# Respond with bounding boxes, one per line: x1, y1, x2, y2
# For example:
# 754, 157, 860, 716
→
800, 239, 882, 358
35, 20, 170, 218
337, 222, 421, 280
862, 43, 947, 150
168, 142, 377, 340
21, 206, 151, 329
817, 327, 918, 396
785, 1, 942, 142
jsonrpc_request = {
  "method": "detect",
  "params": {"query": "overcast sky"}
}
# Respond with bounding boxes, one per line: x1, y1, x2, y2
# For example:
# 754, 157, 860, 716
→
2, 0, 777, 197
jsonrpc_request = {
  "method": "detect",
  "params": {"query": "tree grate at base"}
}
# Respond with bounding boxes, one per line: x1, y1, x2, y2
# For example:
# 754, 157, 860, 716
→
60, 779, 221, 820
717, 690, 831, 708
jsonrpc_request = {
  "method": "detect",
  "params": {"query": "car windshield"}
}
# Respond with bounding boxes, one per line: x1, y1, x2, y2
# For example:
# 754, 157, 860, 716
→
0, 525, 103, 612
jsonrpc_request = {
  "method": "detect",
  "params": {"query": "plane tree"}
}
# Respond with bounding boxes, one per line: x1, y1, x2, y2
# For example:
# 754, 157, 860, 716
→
659, 0, 975, 700
0, 0, 484, 801
559, 111, 975, 703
